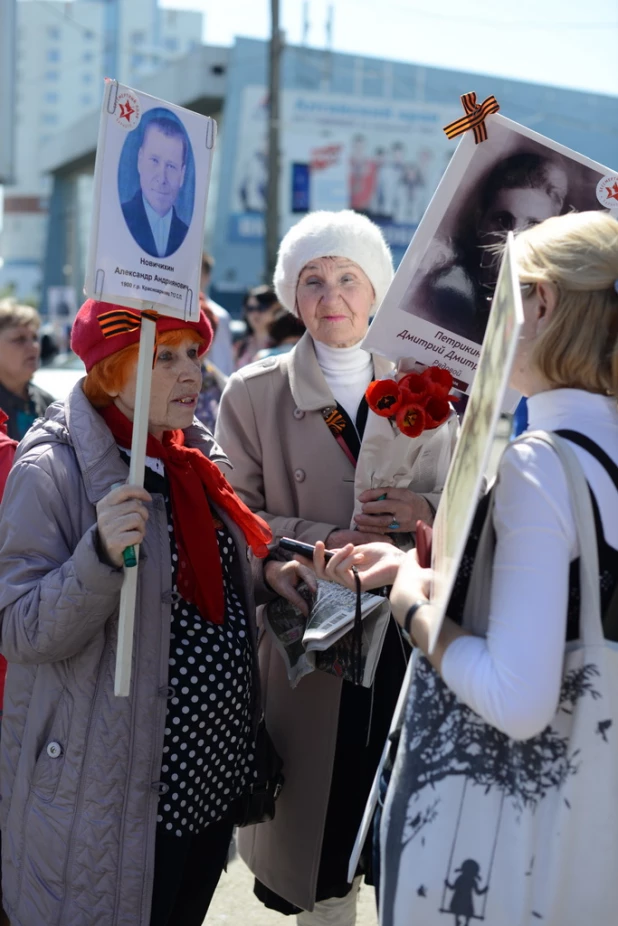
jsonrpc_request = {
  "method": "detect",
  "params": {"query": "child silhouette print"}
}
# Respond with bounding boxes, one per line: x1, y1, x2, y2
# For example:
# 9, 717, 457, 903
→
444, 859, 488, 925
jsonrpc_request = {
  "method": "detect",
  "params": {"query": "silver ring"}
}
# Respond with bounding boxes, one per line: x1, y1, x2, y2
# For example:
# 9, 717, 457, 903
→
387, 520, 400, 531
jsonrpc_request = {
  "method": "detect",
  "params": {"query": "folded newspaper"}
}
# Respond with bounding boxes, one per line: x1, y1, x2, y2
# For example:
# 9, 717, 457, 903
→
263, 581, 390, 689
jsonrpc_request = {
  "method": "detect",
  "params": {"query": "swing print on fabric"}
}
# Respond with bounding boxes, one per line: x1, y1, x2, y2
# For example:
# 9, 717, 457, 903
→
381, 654, 609, 926
440, 782, 494, 924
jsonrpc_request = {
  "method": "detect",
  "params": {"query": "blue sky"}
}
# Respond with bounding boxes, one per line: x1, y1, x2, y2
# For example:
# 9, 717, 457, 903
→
162, 0, 618, 97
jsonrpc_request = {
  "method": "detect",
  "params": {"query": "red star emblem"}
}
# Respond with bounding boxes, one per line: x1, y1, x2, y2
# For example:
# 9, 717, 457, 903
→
605, 181, 618, 202
119, 101, 135, 123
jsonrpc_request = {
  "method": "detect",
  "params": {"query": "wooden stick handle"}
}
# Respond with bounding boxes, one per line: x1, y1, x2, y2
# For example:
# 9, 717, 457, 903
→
114, 315, 156, 697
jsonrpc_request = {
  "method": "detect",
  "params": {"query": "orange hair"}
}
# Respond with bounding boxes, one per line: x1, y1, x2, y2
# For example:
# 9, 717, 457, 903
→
83, 328, 205, 409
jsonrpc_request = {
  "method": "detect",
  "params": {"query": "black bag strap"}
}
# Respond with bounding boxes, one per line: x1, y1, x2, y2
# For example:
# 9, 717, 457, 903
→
555, 429, 618, 639
603, 583, 618, 641
555, 430, 618, 490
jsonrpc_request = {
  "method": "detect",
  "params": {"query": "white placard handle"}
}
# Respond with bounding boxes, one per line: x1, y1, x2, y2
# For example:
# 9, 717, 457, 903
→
114, 315, 157, 697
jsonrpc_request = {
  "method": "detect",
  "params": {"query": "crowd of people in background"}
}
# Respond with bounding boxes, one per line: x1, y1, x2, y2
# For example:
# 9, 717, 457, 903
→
0, 206, 616, 926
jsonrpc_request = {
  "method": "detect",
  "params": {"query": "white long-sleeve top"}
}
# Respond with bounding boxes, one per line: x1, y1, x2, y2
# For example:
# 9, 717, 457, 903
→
441, 388, 618, 741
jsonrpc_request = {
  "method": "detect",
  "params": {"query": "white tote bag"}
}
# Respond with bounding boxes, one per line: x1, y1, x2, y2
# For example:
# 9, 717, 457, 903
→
380, 432, 618, 926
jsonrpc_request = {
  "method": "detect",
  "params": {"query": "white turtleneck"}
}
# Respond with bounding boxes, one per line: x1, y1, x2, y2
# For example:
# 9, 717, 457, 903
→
314, 339, 373, 425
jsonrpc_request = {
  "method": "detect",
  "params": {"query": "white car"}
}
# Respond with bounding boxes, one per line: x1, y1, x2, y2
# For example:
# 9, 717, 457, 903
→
33, 353, 86, 402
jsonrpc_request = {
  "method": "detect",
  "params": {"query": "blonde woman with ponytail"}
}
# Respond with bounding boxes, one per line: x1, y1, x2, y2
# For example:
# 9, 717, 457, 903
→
311, 211, 618, 926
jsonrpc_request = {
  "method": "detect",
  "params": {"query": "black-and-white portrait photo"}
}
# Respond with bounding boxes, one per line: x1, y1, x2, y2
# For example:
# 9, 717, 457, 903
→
401, 129, 606, 344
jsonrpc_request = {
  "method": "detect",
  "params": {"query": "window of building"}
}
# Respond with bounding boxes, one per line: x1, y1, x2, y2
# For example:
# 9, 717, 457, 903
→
45, 70, 59, 81
84, 30, 94, 40
47, 26, 60, 40
40, 134, 52, 146
83, 51, 93, 63
131, 54, 144, 70
82, 73, 93, 84
47, 49, 60, 63
165, 37, 178, 53
81, 95, 92, 107
41, 113, 58, 126
44, 91, 58, 104
131, 31, 146, 46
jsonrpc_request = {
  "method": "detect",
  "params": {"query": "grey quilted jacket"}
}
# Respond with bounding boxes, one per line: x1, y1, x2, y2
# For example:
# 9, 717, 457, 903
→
0, 381, 260, 926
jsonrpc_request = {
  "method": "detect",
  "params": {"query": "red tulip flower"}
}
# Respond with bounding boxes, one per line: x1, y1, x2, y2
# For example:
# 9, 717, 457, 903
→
424, 396, 451, 429
397, 372, 427, 400
420, 366, 454, 398
366, 366, 453, 437
365, 379, 402, 417
396, 391, 427, 437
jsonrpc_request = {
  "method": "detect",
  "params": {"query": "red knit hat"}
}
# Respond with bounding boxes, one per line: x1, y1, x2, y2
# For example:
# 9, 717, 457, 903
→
71, 299, 213, 372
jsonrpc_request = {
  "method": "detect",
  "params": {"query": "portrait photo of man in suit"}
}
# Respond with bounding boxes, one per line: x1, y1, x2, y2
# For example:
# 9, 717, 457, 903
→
121, 115, 191, 258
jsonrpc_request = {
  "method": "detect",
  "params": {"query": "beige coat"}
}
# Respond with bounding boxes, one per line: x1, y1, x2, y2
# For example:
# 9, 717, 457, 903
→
215, 333, 449, 910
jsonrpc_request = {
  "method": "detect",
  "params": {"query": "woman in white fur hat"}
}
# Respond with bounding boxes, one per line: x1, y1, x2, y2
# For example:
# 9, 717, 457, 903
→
216, 210, 452, 925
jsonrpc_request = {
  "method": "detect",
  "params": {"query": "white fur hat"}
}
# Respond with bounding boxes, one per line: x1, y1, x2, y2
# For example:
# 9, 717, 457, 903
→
274, 210, 394, 316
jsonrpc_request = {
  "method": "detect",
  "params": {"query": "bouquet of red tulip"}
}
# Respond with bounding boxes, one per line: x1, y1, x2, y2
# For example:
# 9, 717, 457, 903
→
365, 366, 457, 438
351, 365, 459, 535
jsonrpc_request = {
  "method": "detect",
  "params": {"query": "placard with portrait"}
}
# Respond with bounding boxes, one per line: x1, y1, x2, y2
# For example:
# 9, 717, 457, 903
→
85, 81, 216, 321
363, 114, 616, 395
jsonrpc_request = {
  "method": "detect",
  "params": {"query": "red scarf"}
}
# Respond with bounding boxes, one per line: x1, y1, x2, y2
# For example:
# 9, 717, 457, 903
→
100, 405, 272, 624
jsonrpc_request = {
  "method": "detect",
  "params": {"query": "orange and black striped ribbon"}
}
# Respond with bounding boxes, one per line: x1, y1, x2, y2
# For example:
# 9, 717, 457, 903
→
444, 92, 500, 145
321, 406, 358, 469
98, 307, 159, 338
98, 307, 160, 364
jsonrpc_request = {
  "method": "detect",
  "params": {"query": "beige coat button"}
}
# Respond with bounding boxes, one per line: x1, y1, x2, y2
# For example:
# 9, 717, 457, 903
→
293, 408, 305, 420
294, 469, 306, 483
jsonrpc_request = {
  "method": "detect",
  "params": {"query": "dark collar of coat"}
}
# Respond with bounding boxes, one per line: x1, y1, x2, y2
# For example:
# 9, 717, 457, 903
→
287, 330, 394, 412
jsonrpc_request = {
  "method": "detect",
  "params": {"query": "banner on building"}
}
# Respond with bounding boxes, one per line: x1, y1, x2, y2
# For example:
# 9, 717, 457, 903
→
85, 81, 216, 321
362, 113, 616, 394
227, 86, 458, 253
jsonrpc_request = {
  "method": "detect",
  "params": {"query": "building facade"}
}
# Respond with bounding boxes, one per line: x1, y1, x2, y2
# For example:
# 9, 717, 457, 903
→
208, 38, 618, 313
9, 33, 617, 315
0, 0, 202, 299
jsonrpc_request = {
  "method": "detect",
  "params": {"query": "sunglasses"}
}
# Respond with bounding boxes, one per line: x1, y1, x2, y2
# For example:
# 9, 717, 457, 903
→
485, 281, 537, 305
246, 301, 274, 313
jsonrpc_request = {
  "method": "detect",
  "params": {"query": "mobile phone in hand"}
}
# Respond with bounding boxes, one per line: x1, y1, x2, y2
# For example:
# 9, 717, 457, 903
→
278, 537, 335, 562
415, 520, 433, 569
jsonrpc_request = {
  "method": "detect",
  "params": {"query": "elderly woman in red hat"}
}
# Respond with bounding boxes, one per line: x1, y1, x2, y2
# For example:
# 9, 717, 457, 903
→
0, 299, 272, 926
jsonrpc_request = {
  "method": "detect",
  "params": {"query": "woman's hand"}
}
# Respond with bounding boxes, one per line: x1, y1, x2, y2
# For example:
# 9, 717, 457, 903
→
354, 487, 434, 535
264, 559, 318, 617
326, 528, 394, 549
389, 549, 431, 627
96, 484, 152, 568
307, 540, 406, 593
389, 551, 466, 673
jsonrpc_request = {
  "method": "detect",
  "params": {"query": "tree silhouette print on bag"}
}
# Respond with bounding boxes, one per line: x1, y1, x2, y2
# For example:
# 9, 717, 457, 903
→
381, 657, 603, 926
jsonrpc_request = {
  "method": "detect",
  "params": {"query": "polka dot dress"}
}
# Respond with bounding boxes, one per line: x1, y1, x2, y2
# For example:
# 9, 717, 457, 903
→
156, 481, 256, 838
